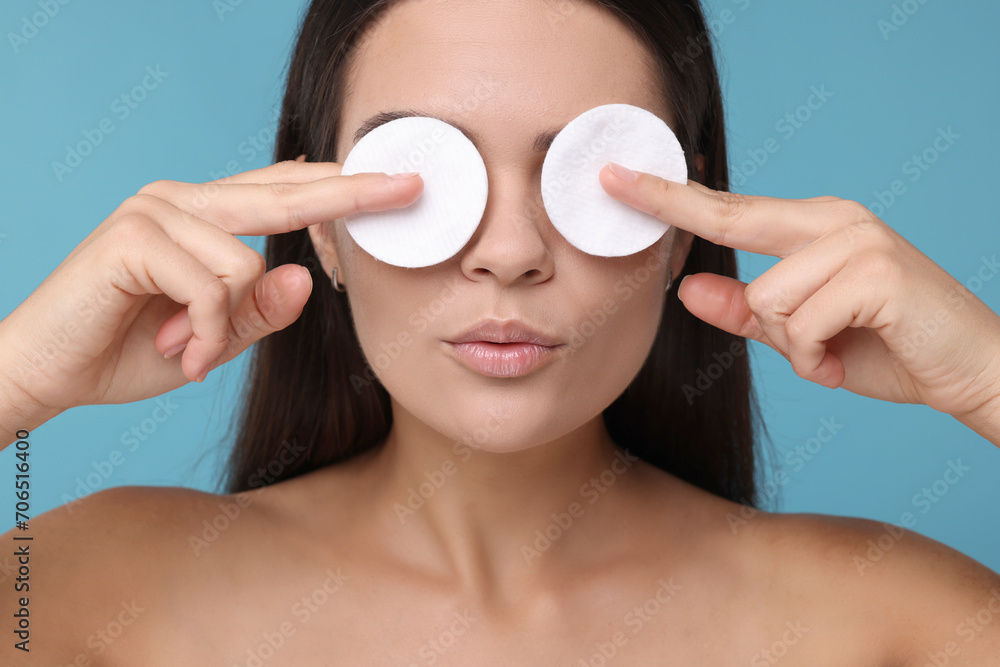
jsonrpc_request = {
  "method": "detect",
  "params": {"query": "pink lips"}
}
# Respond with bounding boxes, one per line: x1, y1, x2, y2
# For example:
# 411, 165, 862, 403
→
445, 319, 564, 377
445, 341, 561, 377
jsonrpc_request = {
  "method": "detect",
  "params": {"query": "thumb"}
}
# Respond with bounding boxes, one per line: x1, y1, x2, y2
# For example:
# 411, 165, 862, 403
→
678, 272, 846, 388
676, 272, 756, 339
227, 263, 314, 355
162, 264, 314, 381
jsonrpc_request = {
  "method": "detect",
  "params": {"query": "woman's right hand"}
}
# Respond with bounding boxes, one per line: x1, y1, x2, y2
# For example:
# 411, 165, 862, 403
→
0, 158, 423, 425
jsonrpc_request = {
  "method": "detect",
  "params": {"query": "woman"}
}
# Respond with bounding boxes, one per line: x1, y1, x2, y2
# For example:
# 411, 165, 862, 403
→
2, 0, 999, 663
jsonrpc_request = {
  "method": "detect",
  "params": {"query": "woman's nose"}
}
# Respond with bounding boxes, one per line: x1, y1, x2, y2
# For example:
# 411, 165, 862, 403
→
459, 168, 556, 288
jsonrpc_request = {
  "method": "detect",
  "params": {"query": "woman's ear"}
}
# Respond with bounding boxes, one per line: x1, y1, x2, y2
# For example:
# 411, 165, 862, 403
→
306, 221, 343, 281
670, 228, 695, 283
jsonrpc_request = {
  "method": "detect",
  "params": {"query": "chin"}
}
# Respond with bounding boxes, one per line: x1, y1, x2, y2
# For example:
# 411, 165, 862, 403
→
432, 391, 597, 455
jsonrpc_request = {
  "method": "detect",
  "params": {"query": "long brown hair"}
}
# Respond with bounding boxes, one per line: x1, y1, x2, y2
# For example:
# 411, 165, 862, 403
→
222, 0, 768, 508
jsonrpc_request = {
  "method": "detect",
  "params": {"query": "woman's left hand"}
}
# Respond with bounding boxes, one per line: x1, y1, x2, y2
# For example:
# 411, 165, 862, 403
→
600, 163, 1000, 436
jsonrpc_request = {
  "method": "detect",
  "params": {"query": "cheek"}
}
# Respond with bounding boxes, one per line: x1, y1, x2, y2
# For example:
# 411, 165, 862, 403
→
561, 251, 666, 402
342, 241, 669, 452
576, 244, 670, 386
573, 256, 666, 377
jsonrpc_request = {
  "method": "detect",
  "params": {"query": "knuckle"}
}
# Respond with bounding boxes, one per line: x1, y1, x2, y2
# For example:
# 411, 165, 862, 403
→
790, 360, 810, 381
283, 203, 307, 231
713, 191, 751, 246
201, 277, 231, 305
116, 193, 162, 217
647, 177, 673, 220
248, 250, 268, 277
111, 211, 158, 244
265, 180, 297, 197
742, 282, 766, 312
260, 181, 305, 230
650, 174, 670, 195
834, 199, 871, 224
785, 313, 809, 341
136, 179, 170, 197
840, 203, 886, 245
859, 248, 902, 285
743, 281, 784, 314
271, 159, 299, 177
715, 191, 750, 222
235, 250, 268, 282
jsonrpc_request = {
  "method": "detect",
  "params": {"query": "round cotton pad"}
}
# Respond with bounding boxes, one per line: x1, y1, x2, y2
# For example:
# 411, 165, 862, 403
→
540, 103, 687, 257
341, 116, 488, 268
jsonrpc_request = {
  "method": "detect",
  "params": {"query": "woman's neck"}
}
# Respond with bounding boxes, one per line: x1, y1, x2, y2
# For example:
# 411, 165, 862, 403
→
350, 399, 655, 606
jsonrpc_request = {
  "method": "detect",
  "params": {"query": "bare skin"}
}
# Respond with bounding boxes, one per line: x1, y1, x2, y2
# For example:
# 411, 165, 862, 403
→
2, 0, 1000, 665
16, 457, 1000, 665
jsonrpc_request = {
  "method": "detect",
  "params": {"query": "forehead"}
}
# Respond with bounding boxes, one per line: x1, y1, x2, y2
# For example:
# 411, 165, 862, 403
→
337, 0, 668, 161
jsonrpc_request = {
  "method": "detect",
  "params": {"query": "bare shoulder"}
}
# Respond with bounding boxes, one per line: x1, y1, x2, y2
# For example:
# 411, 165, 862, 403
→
745, 508, 1000, 665
647, 472, 1000, 664
0, 483, 270, 665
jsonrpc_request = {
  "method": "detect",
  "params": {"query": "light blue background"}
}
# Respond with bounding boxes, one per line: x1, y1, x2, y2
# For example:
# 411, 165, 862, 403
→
1, 0, 998, 573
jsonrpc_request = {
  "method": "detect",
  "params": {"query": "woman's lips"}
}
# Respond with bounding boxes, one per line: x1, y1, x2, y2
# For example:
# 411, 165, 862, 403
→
444, 341, 563, 378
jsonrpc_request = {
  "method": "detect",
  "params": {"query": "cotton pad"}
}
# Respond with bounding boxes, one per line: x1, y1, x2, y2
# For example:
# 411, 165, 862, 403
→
341, 116, 488, 268
540, 103, 688, 257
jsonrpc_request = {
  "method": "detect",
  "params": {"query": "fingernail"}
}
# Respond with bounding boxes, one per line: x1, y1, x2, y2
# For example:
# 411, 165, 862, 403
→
387, 171, 420, 180
607, 161, 638, 182
164, 342, 187, 360
192, 358, 214, 383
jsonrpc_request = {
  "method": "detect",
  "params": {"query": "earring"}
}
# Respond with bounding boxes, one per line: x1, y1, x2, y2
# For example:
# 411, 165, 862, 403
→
665, 271, 674, 294
331, 267, 346, 293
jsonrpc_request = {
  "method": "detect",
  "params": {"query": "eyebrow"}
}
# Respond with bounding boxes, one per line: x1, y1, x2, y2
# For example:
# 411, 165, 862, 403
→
352, 109, 564, 153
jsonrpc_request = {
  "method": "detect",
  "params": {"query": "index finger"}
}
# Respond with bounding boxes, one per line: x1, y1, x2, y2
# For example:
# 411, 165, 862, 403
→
141, 168, 424, 236
599, 164, 854, 258
205, 158, 342, 185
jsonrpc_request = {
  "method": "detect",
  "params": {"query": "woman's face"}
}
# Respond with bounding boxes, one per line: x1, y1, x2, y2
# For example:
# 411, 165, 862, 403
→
309, 0, 692, 452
